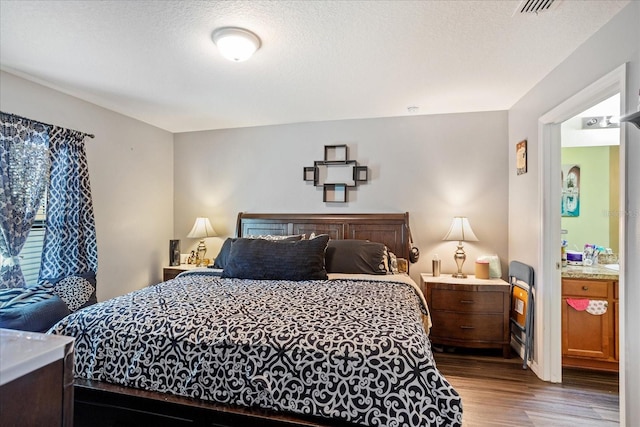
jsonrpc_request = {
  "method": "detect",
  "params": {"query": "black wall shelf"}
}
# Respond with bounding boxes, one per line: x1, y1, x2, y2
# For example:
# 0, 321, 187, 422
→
303, 144, 368, 203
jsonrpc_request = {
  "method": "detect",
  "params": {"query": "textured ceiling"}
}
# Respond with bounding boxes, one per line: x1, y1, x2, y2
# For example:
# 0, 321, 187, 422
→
0, 0, 630, 133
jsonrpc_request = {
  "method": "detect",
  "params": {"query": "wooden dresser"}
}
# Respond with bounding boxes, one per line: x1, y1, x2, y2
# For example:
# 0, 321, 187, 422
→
0, 328, 75, 426
421, 274, 511, 358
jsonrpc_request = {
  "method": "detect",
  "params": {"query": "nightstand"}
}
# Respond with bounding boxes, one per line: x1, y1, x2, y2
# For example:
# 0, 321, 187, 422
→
163, 264, 202, 281
421, 273, 511, 358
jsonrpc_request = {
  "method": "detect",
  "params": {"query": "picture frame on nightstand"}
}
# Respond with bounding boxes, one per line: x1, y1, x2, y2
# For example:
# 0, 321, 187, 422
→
169, 240, 180, 266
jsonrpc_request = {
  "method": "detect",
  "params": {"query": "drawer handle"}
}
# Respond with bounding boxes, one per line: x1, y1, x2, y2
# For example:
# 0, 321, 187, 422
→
582, 286, 589, 291
460, 326, 475, 330
459, 300, 475, 304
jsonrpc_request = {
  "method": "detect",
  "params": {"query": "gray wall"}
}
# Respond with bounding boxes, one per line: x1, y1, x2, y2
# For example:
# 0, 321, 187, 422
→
0, 68, 509, 295
508, 2, 639, 423
174, 111, 509, 285
0, 71, 174, 300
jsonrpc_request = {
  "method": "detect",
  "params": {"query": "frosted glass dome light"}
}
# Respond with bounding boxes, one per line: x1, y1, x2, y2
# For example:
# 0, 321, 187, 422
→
212, 27, 261, 62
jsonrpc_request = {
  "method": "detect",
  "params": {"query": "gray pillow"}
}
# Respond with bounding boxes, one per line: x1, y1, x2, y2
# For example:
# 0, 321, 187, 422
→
325, 239, 388, 275
221, 235, 330, 280
213, 235, 304, 269
212, 237, 237, 269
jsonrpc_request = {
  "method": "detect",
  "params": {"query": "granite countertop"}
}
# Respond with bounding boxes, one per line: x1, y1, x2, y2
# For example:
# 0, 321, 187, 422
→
562, 264, 619, 280
0, 328, 74, 386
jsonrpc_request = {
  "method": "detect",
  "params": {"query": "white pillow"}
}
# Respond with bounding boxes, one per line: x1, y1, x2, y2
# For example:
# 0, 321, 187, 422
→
52, 276, 94, 312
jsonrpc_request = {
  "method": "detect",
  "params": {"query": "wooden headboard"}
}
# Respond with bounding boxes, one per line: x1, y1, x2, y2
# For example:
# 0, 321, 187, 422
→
236, 212, 411, 261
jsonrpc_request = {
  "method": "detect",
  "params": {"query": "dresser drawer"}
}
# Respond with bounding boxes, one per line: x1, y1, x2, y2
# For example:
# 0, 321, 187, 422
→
430, 288, 505, 313
562, 279, 609, 298
430, 312, 505, 342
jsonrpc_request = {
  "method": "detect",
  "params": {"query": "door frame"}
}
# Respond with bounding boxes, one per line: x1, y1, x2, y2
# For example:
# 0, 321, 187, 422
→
538, 63, 626, 420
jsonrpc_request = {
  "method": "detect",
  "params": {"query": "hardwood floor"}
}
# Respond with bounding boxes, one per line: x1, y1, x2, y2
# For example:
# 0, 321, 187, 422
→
433, 349, 619, 426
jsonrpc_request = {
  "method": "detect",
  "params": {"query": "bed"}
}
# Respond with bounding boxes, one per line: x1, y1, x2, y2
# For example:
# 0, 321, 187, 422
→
50, 212, 462, 426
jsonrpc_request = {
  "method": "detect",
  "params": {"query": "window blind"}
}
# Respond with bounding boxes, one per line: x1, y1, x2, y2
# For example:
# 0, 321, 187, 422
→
20, 223, 46, 285
16, 193, 48, 286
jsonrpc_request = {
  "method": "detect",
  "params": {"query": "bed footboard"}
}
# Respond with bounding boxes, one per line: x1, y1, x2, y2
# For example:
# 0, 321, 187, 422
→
74, 379, 359, 427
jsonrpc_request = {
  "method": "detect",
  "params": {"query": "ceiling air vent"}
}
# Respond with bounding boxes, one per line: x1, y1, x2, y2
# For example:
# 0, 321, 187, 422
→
515, 0, 561, 15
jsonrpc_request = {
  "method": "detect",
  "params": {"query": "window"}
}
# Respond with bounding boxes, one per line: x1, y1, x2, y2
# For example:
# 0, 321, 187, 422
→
0, 193, 47, 286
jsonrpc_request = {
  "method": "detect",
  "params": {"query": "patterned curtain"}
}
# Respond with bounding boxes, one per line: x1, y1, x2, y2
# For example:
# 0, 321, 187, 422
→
39, 126, 98, 306
0, 113, 51, 289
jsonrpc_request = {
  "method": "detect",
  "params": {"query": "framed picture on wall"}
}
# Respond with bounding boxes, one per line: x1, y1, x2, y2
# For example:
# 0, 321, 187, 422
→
561, 164, 580, 217
516, 140, 527, 175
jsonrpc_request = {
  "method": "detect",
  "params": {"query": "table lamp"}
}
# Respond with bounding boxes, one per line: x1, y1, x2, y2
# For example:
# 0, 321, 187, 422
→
187, 217, 217, 266
443, 216, 479, 278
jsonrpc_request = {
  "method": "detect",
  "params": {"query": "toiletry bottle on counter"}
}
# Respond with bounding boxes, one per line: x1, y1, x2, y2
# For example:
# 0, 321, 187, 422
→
592, 246, 604, 265
583, 244, 597, 266
432, 255, 441, 277
561, 240, 567, 267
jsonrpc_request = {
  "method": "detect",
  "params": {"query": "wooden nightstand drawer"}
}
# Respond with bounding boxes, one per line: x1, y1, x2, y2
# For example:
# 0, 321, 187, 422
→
431, 288, 505, 313
430, 312, 505, 342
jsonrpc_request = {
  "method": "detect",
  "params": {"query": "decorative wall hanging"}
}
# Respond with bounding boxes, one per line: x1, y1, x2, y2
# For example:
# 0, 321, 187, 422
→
561, 164, 580, 217
303, 145, 368, 203
516, 140, 527, 175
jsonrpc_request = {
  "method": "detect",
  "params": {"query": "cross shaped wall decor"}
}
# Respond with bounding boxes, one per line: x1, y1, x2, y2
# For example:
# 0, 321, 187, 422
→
303, 145, 368, 203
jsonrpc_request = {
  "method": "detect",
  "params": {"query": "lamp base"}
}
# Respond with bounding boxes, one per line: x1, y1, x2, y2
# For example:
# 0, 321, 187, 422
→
196, 239, 207, 267
453, 241, 468, 279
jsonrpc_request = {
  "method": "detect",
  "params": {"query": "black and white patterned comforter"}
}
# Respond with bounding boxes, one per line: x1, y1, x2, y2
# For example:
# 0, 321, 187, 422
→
50, 274, 462, 426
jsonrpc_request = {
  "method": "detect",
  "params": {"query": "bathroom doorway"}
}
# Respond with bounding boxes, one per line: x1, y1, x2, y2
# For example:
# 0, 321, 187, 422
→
538, 64, 626, 418
560, 94, 621, 375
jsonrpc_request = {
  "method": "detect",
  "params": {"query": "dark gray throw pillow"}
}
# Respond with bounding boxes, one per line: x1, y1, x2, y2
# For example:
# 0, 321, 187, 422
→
212, 237, 237, 269
325, 239, 388, 275
221, 235, 330, 280
213, 235, 304, 269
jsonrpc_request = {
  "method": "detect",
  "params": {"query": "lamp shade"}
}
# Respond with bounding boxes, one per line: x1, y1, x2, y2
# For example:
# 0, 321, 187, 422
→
187, 217, 217, 239
442, 217, 479, 242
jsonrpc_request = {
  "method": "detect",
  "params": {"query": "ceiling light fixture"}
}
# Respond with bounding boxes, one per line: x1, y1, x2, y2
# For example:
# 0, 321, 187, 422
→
581, 116, 619, 129
212, 27, 261, 62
